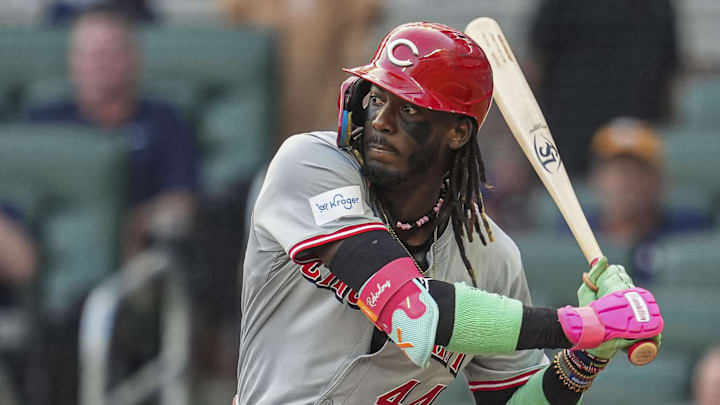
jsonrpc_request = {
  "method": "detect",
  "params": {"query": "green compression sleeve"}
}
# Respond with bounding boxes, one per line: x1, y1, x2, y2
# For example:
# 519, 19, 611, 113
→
506, 368, 582, 405
446, 283, 523, 354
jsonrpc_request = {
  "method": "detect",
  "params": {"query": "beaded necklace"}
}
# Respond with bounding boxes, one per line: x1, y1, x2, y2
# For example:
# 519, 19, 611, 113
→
391, 178, 447, 231
385, 214, 438, 278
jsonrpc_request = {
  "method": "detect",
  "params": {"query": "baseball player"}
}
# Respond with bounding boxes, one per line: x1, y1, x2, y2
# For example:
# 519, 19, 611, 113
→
235, 22, 663, 405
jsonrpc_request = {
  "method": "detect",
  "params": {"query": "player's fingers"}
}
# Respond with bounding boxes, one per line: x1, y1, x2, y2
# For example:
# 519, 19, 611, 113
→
587, 256, 609, 285
595, 265, 634, 297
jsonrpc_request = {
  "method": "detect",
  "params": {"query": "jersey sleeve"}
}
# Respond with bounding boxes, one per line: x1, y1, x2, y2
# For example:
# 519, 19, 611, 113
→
252, 132, 386, 263
462, 223, 550, 393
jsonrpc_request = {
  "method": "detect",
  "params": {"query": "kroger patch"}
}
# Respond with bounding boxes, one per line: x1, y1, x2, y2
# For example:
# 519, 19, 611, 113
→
309, 186, 364, 225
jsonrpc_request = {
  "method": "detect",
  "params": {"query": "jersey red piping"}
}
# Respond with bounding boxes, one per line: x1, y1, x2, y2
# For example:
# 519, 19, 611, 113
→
289, 222, 387, 263
467, 368, 542, 391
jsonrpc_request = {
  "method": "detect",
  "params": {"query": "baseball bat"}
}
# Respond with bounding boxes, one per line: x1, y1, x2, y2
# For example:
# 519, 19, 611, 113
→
465, 17, 657, 366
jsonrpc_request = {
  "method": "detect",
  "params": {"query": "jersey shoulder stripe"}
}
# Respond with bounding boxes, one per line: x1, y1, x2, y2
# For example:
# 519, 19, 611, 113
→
289, 222, 387, 263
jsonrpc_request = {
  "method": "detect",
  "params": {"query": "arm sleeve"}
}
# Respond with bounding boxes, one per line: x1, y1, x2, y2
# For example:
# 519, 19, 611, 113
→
463, 228, 550, 394
252, 133, 385, 262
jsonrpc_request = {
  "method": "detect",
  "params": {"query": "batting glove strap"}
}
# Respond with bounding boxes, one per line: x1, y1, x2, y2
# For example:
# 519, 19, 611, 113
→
558, 287, 664, 350
557, 306, 605, 350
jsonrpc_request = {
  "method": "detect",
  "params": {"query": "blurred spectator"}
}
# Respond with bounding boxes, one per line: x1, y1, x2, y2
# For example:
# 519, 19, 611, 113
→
528, 0, 678, 174
480, 129, 539, 233
218, 0, 382, 143
0, 203, 37, 405
693, 344, 720, 405
22, 6, 197, 404
46, 0, 157, 25
587, 118, 712, 283
0, 204, 37, 301
26, 4, 198, 261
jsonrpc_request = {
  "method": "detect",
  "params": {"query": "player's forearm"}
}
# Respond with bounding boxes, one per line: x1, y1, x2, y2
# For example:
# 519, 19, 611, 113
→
324, 230, 570, 356
324, 230, 661, 368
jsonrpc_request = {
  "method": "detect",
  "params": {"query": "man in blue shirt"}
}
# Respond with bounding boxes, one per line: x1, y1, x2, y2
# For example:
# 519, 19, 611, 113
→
26, 4, 198, 260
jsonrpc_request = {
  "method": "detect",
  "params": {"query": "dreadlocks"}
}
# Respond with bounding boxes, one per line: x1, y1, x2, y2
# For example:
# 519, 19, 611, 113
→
435, 122, 494, 287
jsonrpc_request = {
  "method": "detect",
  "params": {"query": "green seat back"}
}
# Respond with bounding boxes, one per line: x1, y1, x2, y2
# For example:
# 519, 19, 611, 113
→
1, 26, 278, 197
0, 124, 126, 317
514, 230, 631, 308
662, 130, 720, 193
20, 76, 200, 123
199, 90, 274, 195
139, 27, 276, 98
677, 77, 720, 129
654, 232, 720, 288
582, 349, 693, 404
649, 285, 720, 353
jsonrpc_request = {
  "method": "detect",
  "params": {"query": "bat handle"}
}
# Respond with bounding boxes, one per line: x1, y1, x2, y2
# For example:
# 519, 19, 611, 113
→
582, 265, 658, 366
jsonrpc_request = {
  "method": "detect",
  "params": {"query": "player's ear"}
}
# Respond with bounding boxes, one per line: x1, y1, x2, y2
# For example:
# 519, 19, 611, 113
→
448, 116, 474, 150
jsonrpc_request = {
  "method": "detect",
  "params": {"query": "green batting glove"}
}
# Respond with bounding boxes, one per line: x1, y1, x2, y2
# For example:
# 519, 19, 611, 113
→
587, 333, 662, 360
577, 257, 640, 360
577, 257, 635, 306
586, 338, 634, 360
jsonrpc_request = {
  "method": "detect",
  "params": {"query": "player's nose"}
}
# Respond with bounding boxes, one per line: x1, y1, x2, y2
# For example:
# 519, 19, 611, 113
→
371, 104, 398, 134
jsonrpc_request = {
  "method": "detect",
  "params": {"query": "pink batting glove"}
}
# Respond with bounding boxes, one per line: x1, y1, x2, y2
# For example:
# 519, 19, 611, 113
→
558, 287, 663, 350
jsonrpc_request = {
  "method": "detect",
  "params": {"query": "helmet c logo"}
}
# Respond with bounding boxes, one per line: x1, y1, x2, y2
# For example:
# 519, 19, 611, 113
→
387, 39, 419, 67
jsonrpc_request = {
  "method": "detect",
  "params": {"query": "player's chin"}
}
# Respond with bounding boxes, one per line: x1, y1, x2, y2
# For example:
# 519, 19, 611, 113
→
361, 160, 405, 187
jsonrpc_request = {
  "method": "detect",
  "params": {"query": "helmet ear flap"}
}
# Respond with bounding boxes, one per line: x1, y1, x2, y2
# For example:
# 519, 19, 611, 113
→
337, 77, 371, 149
348, 79, 371, 127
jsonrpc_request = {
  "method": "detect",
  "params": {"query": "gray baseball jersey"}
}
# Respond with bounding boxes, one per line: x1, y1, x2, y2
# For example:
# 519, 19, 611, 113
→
236, 131, 548, 405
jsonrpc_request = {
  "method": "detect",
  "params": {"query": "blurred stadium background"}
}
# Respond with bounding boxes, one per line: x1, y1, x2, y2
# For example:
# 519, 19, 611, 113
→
0, 1, 718, 404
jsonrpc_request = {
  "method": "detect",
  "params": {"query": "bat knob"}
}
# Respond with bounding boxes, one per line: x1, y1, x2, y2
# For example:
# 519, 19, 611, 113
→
627, 340, 657, 366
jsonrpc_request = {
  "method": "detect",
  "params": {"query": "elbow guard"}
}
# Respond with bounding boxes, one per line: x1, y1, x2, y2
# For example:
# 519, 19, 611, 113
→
357, 257, 439, 368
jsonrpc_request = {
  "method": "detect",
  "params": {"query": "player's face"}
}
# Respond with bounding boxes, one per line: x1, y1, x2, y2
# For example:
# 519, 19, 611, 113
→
361, 85, 462, 187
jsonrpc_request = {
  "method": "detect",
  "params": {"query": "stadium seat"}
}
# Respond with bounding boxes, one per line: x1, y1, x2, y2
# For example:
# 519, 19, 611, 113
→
653, 232, 720, 287
20, 76, 200, 124
139, 27, 276, 98
0, 26, 275, 105
676, 76, 720, 130
0, 29, 69, 95
528, 180, 598, 232
0, 124, 126, 317
582, 349, 693, 404
661, 129, 720, 193
512, 231, 630, 308
198, 90, 275, 196
648, 285, 720, 354
0, 26, 278, 198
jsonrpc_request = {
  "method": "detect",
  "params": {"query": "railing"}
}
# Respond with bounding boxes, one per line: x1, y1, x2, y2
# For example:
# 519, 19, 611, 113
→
78, 247, 190, 405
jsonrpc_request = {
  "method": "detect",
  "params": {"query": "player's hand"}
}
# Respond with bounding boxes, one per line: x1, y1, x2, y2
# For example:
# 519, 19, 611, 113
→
577, 257, 635, 306
586, 332, 662, 360
585, 338, 635, 359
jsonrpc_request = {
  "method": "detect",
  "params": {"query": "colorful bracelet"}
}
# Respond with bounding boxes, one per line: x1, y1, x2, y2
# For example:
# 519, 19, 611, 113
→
562, 351, 598, 380
567, 350, 606, 374
553, 351, 595, 393
577, 349, 610, 366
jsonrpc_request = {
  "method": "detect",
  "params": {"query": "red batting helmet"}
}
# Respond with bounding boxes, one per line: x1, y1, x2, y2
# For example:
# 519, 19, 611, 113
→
337, 22, 493, 148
